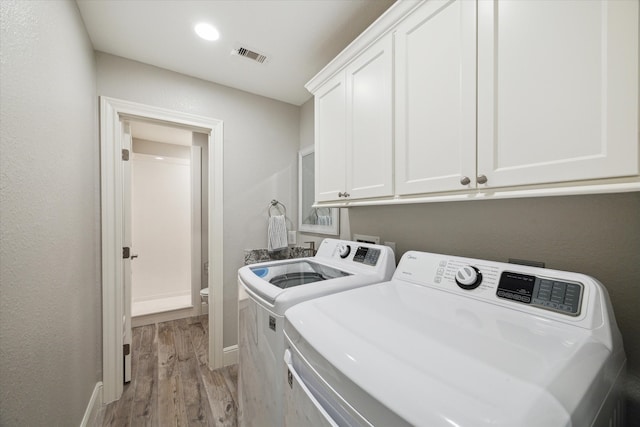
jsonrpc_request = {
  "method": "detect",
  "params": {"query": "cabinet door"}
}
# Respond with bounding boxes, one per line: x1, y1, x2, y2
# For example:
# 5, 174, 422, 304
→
345, 35, 394, 200
315, 72, 346, 202
477, 0, 639, 188
395, 0, 476, 195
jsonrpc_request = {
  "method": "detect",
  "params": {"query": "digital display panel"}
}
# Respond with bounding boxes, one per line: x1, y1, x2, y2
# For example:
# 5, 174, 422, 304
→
497, 272, 535, 303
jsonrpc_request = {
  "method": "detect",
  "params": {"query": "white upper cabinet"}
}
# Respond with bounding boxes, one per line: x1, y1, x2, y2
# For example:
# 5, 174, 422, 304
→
314, 34, 394, 202
395, 0, 476, 195
346, 35, 394, 200
315, 73, 346, 202
477, 0, 639, 189
307, 0, 639, 205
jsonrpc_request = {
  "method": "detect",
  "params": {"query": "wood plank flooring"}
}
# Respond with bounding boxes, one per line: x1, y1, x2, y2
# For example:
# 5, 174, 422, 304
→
99, 316, 238, 427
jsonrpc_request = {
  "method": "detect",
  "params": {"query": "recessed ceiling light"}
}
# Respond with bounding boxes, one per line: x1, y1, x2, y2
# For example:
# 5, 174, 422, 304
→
194, 22, 219, 41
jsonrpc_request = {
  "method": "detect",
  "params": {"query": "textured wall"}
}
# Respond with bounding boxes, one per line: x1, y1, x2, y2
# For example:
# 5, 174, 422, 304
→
96, 53, 300, 347
349, 192, 640, 419
0, 0, 101, 425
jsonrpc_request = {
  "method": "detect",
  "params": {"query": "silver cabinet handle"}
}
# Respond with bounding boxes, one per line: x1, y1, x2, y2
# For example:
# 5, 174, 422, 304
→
343, 192, 350, 198
477, 175, 488, 184
460, 176, 471, 186
338, 192, 350, 198
338, 192, 344, 198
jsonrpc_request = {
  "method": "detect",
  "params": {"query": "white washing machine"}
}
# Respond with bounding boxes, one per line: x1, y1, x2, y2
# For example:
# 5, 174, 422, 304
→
238, 238, 395, 427
284, 250, 627, 427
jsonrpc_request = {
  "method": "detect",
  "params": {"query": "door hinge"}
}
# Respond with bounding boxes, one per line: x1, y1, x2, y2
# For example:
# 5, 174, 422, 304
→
123, 343, 130, 356
122, 149, 130, 161
123, 247, 130, 259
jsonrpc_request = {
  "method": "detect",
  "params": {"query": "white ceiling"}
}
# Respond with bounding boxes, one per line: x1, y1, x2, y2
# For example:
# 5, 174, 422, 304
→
76, 0, 396, 106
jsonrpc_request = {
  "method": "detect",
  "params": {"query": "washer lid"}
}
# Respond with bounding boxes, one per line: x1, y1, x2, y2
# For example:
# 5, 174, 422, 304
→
239, 258, 356, 309
285, 281, 613, 427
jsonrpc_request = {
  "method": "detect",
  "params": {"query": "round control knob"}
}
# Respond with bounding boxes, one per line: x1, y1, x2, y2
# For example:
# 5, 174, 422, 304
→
455, 266, 482, 290
337, 244, 351, 258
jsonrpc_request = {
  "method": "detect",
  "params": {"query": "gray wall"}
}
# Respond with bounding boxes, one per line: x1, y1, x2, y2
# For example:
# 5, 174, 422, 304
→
0, 0, 101, 425
349, 192, 640, 417
96, 52, 300, 347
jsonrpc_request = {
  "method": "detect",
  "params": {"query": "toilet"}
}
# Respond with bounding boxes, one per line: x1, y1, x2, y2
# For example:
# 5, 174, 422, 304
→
200, 287, 209, 315
200, 287, 209, 303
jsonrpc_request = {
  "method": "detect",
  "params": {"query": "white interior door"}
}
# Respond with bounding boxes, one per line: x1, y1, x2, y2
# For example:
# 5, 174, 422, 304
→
122, 121, 133, 383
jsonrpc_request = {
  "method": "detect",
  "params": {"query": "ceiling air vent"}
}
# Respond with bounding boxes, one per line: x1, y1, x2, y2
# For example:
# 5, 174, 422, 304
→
232, 45, 268, 64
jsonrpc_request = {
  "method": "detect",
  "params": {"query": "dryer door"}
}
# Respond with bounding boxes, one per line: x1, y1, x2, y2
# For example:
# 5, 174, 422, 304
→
283, 348, 370, 427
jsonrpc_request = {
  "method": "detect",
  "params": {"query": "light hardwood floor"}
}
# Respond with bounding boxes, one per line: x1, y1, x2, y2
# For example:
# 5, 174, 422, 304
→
99, 316, 238, 426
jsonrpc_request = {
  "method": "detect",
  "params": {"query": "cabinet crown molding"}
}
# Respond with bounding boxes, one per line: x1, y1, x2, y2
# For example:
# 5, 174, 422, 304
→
305, 0, 422, 94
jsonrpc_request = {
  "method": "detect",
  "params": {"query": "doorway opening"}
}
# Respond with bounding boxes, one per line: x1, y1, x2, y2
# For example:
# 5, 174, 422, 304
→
100, 97, 224, 404
128, 120, 206, 321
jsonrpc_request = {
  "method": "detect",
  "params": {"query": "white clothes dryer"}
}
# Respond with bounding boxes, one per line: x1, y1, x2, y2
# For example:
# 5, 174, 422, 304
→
284, 250, 626, 427
237, 238, 395, 427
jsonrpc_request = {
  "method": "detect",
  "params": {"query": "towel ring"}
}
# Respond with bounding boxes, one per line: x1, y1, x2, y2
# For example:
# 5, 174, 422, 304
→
269, 199, 286, 217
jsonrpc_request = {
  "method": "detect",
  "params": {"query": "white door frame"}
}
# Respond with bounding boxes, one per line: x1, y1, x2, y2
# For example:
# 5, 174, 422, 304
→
100, 96, 224, 403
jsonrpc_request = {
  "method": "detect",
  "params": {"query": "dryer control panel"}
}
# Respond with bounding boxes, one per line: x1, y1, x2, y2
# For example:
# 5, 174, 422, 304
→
395, 251, 600, 325
497, 271, 583, 316
352, 246, 381, 266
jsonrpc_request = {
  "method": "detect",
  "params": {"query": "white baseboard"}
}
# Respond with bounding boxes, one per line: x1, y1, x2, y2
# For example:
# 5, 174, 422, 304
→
80, 382, 103, 427
223, 345, 238, 366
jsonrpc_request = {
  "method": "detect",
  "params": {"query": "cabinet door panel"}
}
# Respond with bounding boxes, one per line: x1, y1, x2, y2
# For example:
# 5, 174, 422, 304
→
315, 73, 346, 202
346, 35, 394, 199
477, 0, 639, 188
395, 0, 476, 195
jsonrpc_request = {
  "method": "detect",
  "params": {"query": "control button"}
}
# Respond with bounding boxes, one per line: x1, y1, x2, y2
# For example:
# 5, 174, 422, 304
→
434, 277, 442, 283
565, 289, 580, 299
552, 281, 567, 292
566, 283, 581, 292
439, 261, 448, 267
539, 280, 553, 291
437, 268, 444, 274
455, 266, 483, 290
522, 296, 531, 303
537, 291, 551, 301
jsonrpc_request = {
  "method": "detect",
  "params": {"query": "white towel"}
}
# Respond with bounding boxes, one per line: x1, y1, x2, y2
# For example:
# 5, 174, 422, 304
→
318, 215, 332, 226
268, 215, 288, 252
